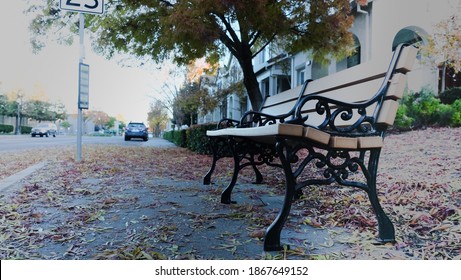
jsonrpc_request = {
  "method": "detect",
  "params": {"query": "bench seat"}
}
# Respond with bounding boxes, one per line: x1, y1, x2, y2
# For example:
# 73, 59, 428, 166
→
207, 123, 384, 149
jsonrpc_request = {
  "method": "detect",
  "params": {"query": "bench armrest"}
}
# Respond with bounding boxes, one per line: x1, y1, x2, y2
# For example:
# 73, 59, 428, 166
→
239, 110, 295, 127
216, 118, 241, 129
289, 92, 385, 135
239, 80, 314, 127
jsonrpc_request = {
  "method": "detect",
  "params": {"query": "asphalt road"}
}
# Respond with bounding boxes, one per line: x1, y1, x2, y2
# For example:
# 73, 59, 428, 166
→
0, 135, 176, 152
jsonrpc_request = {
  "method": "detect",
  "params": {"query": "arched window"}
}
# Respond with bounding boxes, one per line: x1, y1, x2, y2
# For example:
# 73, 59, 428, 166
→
392, 28, 424, 50
336, 34, 361, 72
347, 35, 361, 68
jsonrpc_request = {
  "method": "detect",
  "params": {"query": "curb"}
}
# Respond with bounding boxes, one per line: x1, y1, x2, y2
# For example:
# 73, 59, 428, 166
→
0, 161, 48, 194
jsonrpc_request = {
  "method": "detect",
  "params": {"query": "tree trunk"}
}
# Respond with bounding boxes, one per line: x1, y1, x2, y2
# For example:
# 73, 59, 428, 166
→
237, 50, 263, 111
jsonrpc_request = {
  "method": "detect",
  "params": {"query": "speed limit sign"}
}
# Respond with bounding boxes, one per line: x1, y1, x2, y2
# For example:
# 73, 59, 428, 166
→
60, 0, 104, 15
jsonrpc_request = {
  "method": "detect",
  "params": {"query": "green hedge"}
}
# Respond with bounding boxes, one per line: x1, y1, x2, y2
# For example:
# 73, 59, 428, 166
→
163, 129, 188, 148
186, 123, 218, 154
163, 123, 232, 155
0, 124, 14, 134
21, 126, 32, 134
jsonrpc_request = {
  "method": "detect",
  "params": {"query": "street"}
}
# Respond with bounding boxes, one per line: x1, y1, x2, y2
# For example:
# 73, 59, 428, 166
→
0, 135, 176, 152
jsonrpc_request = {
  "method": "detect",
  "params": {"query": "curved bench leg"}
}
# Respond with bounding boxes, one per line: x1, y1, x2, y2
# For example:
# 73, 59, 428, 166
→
264, 139, 295, 251
203, 158, 216, 185
367, 149, 395, 243
221, 158, 239, 204
221, 174, 239, 204
203, 137, 219, 185
221, 138, 239, 204
264, 186, 295, 251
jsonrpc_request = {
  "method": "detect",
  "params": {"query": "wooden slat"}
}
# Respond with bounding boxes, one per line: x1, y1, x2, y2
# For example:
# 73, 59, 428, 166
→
329, 136, 358, 149
387, 73, 407, 100
358, 136, 383, 148
263, 85, 303, 108
395, 46, 418, 73
377, 100, 399, 125
304, 127, 330, 145
261, 100, 298, 116
309, 78, 383, 103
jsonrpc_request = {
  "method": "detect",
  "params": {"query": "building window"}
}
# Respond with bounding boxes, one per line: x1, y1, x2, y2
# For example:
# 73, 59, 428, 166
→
261, 78, 270, 97
297, 68, 306, 86
347, 45, 361, 68
276, 75, 291, 94
259, 48, 266, 64
240, 98, 248, 117
228, 96, 233, 119
337, 35, 361, 72
312, 60, 328, 80
392, 28, 423, 50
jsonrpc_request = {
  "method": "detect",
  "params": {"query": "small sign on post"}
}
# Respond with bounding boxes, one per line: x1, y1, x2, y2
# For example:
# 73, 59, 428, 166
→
60, 0, 104, 15
78, 63, 89, 109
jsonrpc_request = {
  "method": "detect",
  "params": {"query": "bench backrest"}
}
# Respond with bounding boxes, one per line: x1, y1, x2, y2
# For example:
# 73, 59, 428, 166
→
258, 44, 418, 134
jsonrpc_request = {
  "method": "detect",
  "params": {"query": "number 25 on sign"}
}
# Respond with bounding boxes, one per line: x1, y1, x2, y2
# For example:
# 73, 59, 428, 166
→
60, 0, 104, 15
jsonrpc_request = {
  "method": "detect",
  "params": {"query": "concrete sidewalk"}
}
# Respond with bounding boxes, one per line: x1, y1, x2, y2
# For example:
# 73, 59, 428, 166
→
18, 176, 348, 259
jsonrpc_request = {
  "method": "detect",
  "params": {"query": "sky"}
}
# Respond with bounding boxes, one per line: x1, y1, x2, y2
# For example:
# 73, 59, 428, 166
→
0, 1, 171, 124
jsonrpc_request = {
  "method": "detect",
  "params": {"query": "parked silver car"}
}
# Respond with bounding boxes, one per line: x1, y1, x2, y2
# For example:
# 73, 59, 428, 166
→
31, 123, 57, 137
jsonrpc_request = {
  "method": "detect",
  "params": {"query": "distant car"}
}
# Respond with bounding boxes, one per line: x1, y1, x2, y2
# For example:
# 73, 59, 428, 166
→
124, 122, 148, 141
31, 123, 57, 137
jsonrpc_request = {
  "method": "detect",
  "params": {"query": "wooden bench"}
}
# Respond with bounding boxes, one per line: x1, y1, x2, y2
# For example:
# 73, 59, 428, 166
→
205, 44, 418, 251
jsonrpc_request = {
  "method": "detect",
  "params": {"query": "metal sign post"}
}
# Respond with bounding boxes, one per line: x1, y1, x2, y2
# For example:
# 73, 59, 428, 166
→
60, 0, 104, 162
77, 12, 85, 162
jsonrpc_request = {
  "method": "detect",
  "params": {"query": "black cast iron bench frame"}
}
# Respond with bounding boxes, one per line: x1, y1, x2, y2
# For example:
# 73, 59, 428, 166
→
204, 44, 417, 251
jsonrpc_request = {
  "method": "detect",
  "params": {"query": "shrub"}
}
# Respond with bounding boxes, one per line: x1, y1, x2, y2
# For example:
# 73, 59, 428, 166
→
163, 123, 231, 155
411, 87, 441, 127
394, 103, 414, 130
450, 99, 461, 127
163, 129, 187, 148
186, 123, 217, 154
439, 87, 461, 105
0, 124, 14, 134
163, 130, 173, 141
393, 86, 461, 129
20, 126, 32, 134
435, 104, 454, 126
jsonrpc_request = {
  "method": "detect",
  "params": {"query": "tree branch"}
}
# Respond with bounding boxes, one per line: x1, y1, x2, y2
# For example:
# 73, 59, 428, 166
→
252, 34, 276, 59
219, 32, 239, 58
213, 12, 241, 46
248, 31, 261, 48
157, 0, 174, 7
